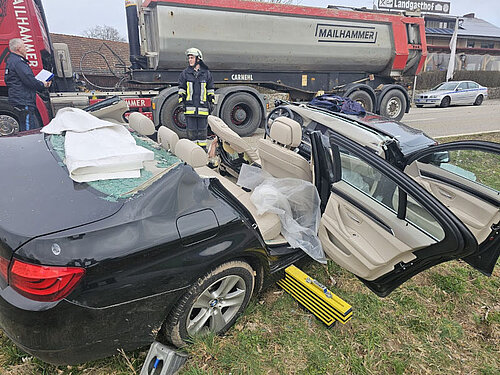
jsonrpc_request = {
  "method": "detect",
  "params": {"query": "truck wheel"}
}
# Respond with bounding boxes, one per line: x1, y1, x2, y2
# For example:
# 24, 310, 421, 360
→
348, 90, 373, 112
160, 95, 187, 138
379, 89, 406, 121
0, 103, 20, 136
163, 260, 255, 347
220, 93, 262, 137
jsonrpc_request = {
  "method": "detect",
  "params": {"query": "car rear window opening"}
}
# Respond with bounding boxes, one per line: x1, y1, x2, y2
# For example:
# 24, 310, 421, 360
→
48, 131, 181, 201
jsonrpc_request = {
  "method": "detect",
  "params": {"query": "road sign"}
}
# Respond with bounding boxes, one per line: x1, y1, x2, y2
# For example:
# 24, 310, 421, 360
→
378, 0, 451, 14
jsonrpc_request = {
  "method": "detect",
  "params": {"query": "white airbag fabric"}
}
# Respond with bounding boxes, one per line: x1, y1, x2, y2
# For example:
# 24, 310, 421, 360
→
42, 108, 154, 182
237, 164, 326, 263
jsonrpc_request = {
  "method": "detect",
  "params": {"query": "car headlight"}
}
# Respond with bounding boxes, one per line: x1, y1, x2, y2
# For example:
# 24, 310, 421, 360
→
429, 95, 437, 98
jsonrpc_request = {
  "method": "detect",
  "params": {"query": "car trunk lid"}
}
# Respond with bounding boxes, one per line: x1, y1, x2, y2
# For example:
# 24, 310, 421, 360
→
0, 132, 123, 251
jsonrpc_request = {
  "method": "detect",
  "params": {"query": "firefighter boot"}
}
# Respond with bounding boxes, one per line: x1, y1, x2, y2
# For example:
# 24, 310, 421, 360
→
196, 128, 208, 151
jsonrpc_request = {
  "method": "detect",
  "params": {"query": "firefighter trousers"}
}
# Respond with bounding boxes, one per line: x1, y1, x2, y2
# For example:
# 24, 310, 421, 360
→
186, 116, 208, 146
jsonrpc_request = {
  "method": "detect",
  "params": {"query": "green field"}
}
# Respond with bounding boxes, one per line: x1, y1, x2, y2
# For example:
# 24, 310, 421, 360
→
1, 133, 499, 375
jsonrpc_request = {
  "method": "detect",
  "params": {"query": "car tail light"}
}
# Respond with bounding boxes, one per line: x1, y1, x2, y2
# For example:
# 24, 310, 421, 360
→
9, 259, 85, 302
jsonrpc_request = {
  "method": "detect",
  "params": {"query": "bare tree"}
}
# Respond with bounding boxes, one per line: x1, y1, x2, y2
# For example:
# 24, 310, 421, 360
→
83, 25, 125, 42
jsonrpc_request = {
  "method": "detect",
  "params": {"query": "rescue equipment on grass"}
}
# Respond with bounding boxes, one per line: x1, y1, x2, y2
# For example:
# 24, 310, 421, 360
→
277, 265, 353, 326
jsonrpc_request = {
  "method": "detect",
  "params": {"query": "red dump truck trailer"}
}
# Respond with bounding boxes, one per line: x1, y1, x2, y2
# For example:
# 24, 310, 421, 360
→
128, 0, 427, 136
0, 0, 426, 136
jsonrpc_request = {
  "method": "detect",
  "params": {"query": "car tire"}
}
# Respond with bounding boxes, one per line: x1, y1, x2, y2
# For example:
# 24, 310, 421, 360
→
473, 95, 483, 106
163, 260, 255, 347
440, 96, 451, 108
160, 95, 187, 138
348, 90, 373, 113
379, 89, 406, 121
0, 102, 20, 136
220, 93, 262, 137
416, 104, 424, 108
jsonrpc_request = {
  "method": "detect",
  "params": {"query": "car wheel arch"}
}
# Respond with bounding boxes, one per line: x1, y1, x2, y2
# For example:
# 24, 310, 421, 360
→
161, 259, 257, 347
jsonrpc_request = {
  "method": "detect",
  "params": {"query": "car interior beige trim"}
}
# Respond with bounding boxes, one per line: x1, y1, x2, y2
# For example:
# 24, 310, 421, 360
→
89, 99, 129, 124
320, 181, 436, 280
258, 118, 312, 181
157, 126, 179, 152
289, 105, 388, 158
174, 139, 208, 168
406, 161, 500, 244
195, 165, 282, 242
208, 115, 260, 163
128, 112, 156, 136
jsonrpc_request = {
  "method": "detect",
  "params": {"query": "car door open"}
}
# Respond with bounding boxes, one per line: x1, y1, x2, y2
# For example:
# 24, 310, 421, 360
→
317, 132, 477, 297
404, 141, 500, 275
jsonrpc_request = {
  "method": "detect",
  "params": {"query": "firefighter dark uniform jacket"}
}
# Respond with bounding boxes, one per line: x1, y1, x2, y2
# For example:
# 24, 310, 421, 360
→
5, 52, 45, 109
178, 65, 214, 117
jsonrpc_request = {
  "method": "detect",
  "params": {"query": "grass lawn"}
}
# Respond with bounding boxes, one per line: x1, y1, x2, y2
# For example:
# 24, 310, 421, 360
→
1, 133, 499, 375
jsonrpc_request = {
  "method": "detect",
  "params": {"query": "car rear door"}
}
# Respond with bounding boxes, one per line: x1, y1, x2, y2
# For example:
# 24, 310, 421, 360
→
403, 141, 500, 275
317, 131, 477, 297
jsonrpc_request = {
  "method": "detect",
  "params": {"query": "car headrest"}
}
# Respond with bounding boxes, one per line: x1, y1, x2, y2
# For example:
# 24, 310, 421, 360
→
270, 117, 302, 148
128, 112, 156, 136
174, 139, 208, 168
157, 126, 179, 152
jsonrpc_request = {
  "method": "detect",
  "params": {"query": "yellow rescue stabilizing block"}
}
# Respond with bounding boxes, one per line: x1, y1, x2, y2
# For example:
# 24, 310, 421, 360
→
277, 265, 353, 326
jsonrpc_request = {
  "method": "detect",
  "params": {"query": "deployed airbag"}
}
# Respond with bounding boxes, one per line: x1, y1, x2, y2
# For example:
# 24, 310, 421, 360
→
238, 164, 326, 263
42, 108, 154, 182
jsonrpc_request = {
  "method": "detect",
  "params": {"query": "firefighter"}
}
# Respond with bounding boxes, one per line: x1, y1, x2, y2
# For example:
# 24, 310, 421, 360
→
5, 38, 51, 132
178, 48, 215, 148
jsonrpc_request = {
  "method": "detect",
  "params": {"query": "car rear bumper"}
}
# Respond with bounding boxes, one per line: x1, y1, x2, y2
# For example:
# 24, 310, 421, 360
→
0, 286, 183, 364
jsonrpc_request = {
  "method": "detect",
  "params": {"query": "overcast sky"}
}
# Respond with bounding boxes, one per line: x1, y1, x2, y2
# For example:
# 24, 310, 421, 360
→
42, 0, 500, 39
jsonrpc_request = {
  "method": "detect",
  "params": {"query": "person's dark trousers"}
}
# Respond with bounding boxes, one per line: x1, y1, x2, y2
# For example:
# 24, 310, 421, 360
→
14, 106, 41, 132
185, 116, 208, 145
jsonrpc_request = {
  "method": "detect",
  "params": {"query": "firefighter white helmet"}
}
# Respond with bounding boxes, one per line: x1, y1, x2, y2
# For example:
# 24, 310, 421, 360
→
185, 47, 203, 60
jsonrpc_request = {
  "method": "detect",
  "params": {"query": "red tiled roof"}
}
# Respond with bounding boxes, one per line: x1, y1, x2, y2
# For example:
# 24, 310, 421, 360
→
50, 33, 130, 76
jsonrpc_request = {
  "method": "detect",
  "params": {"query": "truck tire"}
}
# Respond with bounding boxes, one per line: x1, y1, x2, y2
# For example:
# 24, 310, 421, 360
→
348, 90, 373, 113
379, 89, 406, 121
220, 92, 262, 137
0, 103, 20, 136
160, 95, 187, 138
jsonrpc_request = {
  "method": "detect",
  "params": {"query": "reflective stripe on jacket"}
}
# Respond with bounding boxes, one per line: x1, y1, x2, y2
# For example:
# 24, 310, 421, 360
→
178, 65, 214, 117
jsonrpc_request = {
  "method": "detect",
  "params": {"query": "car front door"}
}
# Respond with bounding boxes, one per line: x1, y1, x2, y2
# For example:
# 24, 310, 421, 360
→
404, 141, 500, 275
317, 131, 477, 297
454, 82, 469, 104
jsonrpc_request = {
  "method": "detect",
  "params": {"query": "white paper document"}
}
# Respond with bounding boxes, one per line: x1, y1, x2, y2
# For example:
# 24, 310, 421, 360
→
35, 69, 54, 82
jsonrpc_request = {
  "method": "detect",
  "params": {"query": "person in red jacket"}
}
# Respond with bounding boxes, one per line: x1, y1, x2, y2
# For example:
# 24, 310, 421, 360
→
177, 48, 215, 148
5, 38, 51, 132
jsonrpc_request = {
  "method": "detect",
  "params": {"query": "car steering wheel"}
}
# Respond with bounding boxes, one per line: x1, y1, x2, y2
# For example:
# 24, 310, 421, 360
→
265, 106, 294, 137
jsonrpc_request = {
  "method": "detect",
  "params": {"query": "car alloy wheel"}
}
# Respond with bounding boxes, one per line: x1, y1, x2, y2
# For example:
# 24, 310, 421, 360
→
163, 260, 255, 347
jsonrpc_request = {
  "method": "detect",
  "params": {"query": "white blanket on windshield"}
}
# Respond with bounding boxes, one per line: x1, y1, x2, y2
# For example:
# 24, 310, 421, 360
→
42, 108, 154, 182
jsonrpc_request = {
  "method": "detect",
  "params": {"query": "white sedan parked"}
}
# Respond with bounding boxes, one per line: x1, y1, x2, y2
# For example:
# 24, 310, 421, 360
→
414, 81, 488, 108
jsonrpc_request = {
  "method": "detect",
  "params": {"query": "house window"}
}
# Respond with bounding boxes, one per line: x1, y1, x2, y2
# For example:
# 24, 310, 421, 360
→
480, 42, 494, 49
467, 40, 475, 48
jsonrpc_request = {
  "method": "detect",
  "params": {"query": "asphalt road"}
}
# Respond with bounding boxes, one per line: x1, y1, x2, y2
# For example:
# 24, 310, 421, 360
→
401, 98, 500, 138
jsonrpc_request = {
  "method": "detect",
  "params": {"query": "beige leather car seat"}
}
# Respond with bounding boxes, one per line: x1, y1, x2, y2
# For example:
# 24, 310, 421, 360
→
128, 112, 156, 136
208, 115, 260, 163
174, 139, 208, 168
258, 117, 312, 181
157, 126, 179, 152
